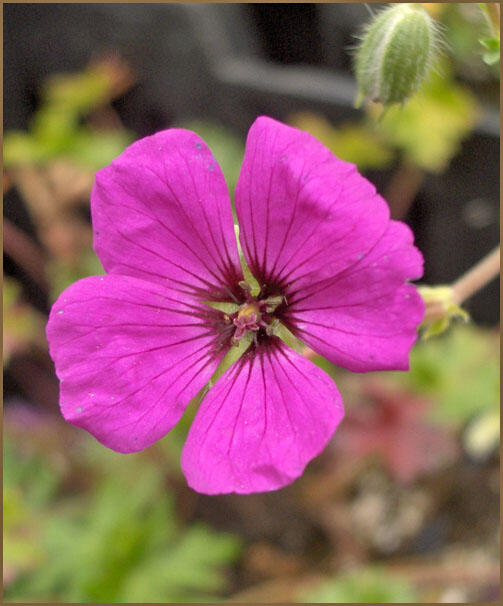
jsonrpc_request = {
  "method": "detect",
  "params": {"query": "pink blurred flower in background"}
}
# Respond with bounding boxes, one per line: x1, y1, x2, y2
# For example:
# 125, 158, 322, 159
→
46, 116, 424, 495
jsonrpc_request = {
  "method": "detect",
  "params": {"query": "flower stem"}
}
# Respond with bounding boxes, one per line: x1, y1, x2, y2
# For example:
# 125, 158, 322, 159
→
384, 161, 425, 220
481, 3, 501, 38
451, 245, 500, 305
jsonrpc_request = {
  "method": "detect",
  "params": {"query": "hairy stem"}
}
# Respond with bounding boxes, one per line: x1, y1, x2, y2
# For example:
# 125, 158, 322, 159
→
483, 2, 501, 38
384, 161, 425, 220
301, 246, 500, 358
451, 246, 500, 305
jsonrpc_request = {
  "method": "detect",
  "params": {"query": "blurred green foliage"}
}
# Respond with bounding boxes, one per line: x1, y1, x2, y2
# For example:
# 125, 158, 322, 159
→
374, 65, 478, 173
406, 325, 500, 461
290, 63, 477, 176
47, 250, 105, 304
179, 120, 245, 203
4, 436, 241, 602
441, 3, 500, 74
3, 64, 133, 170
391, 325, 499, 431
479, 35, 500, 65
299, 567, 418, 603
3, 278, 45, 365
289, 112, 395, 170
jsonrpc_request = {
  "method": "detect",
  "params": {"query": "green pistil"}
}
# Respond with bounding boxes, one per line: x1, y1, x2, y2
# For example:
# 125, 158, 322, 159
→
234, 224, 261, 296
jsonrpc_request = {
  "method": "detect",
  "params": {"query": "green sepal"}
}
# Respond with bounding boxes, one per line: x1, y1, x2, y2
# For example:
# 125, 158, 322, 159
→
418, 285, 470, 339
207, 332, 253, 387
203, 301, 239, 314
234, 224, 261, 296
274, 322, 305, 354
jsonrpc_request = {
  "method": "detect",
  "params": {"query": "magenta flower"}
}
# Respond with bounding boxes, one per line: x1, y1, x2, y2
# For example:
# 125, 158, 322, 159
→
46, 117, 424, 495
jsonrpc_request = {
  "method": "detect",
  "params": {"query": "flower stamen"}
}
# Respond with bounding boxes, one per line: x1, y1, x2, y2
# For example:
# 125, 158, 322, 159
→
233, 303, 262, 342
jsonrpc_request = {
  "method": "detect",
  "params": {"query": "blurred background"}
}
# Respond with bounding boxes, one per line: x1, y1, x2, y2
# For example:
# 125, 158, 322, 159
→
3, 3, 500, 603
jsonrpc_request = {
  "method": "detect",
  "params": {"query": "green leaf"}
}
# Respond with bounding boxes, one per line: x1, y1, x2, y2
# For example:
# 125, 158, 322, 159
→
390, 325, 499, 427
47, 250, 105, 303
4, 437, 240, 602
121, 525, 240, 602
299, 567, 418, 603
30, 105, 78, 152
3, 131, 54, 167
43, 68, 111, 115
480, 35, 500, 65
68, 129, 133, 169
3, 278, 45, 366
4, 63, 132, 169
179, 120, 245, 201
289, 112, 395, 170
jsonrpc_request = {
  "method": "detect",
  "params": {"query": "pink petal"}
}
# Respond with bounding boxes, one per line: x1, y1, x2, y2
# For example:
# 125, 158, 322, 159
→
92, 129, 243, 302
181, 338, 344, 494
285, 221, 425, 372
46, 275, 226, 453
234, 116, 390, 293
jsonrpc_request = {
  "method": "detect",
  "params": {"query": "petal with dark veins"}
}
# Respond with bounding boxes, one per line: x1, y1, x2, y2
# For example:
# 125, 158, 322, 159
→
181, 337, 344, 494
47, 275, 227, 453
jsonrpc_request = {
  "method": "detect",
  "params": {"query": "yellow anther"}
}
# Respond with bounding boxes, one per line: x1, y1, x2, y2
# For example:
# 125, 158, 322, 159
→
237, 302, 261, 322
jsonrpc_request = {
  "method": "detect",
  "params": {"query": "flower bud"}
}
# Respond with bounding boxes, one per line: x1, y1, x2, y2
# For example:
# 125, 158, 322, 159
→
417, 285, 469, 339
354, 3, 439, 107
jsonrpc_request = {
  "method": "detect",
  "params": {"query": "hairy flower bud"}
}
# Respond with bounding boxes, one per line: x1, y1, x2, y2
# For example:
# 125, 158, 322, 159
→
417, 285, 469, 339
354, 3, 439, 107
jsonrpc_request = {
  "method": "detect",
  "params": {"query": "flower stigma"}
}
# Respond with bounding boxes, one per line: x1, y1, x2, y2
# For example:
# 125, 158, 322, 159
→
228, 285, 285, 345
233, 302, 264, 341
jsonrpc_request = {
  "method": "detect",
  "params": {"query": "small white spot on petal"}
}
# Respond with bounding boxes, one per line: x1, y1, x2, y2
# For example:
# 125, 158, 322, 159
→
58, 310, 64, 315
89, 393, 95, 398
76, 407, 83, 413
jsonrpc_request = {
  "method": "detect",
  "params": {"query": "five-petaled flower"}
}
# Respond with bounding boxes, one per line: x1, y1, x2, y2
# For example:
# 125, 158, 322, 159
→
46, 116, 424, 495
